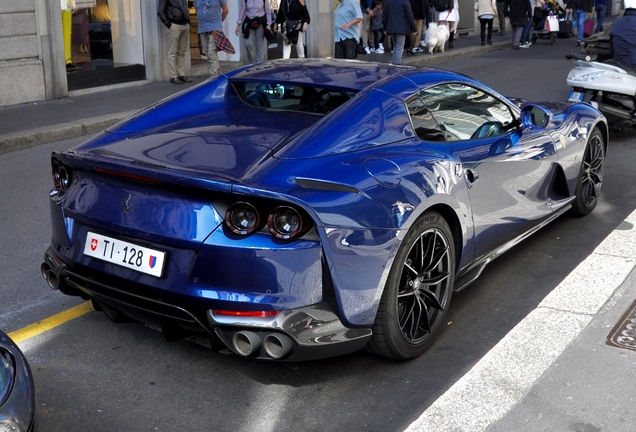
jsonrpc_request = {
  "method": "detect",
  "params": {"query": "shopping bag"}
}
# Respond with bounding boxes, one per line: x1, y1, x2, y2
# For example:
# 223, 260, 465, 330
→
546, 15, 560, 32
583, 16, 595, 37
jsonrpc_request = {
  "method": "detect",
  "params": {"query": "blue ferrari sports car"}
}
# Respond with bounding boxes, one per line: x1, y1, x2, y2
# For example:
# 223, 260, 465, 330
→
42, 59, 607, 361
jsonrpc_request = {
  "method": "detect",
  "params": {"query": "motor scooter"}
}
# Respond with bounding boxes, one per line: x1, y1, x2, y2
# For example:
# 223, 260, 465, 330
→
566, 52, 636, 131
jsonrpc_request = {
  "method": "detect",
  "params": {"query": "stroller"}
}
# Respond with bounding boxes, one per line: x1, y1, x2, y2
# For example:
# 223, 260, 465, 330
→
531, 0, 565, 44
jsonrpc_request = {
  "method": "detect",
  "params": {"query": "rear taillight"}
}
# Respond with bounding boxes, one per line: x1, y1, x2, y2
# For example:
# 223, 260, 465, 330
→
268, 206, 303, 239
225, 202, 260, 235
223, 201, 311, 240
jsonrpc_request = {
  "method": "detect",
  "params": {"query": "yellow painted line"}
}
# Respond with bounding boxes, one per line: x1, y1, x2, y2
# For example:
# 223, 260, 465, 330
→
8, 301, 94, 344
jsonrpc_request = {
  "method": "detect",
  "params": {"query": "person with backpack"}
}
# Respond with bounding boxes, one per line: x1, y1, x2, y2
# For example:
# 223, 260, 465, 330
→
235, 0, 273, 63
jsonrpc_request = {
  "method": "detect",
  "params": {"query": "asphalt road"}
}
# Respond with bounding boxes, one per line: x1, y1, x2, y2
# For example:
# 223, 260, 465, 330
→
1, 42, 635, 432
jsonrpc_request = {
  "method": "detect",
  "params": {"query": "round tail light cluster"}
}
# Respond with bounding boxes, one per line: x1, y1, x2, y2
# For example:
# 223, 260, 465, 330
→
52, 159, 72, 192
225, 202, 310, 240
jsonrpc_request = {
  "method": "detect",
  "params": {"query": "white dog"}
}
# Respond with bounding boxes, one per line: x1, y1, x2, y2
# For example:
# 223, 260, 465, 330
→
424, 23, 450, 54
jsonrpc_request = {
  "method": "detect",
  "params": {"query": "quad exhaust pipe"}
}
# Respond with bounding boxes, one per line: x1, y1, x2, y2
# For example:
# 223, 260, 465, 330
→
231, 330, 294, 359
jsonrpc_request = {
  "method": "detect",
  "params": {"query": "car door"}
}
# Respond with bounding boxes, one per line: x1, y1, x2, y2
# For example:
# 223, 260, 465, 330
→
416, 83, 558, 261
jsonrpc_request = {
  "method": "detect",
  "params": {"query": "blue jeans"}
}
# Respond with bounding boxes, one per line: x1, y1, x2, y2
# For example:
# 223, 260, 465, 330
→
391, 34, 406, 64
573, 9, 586, 41
521, 16, 533, 44
595, 5, 606, 32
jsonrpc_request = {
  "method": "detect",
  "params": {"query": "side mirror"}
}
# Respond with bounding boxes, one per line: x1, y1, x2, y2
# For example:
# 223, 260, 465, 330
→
520, 104, 552, 129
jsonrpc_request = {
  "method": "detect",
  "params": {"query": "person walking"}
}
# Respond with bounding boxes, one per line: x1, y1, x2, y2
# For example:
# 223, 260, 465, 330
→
235, 0, 272, 63
438, 0, 459, 48
360, 0, 375, 54
276, 0, 311, 58
157, 0, 192, 84
476, 0, 497, 45
565, 0, 593, 45
496, 0, 507, 35
194, 0, 230, 79
410, 0, 427, 51
594, 0, 607, 32
505, 0, 532, 49
334, 0, 363, 58
519, 0, 535, 47
383, 0, 417, 63
370, 0, 386, 53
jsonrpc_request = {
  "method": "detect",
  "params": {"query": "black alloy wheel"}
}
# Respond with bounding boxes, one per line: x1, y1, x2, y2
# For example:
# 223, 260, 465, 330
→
367, 211, 455, 360
570, 127, 604, 217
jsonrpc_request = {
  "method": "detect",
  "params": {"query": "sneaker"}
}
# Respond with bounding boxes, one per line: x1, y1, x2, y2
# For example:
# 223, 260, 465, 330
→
519, 42, 529, 48
370, 48, 376, 53
376, 48, 384, 54
365, 47, 371, 54
576, 40, 582, 46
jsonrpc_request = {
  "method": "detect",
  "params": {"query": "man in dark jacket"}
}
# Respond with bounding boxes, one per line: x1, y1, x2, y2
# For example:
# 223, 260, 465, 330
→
504, 0, 532, 49
609, 1, 636, 71
383, 0, 417, 64
158, 0, 191, 84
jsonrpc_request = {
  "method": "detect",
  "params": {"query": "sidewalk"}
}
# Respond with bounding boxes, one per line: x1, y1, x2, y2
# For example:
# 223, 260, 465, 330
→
0, 30, 509, 155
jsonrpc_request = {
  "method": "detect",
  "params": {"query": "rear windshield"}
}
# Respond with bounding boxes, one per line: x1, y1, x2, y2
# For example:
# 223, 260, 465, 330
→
231, 81, 358, 115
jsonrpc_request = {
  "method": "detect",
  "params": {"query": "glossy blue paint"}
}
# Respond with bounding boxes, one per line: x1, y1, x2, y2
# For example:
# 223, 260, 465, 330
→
44, 59, 608, 356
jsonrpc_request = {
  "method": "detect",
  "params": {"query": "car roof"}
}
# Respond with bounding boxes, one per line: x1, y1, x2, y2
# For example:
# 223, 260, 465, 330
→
223, 58, 471, 94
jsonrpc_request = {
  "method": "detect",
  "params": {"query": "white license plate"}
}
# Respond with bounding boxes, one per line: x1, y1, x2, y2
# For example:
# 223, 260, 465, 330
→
83, 232, 166, 277
569, 91, 583, 102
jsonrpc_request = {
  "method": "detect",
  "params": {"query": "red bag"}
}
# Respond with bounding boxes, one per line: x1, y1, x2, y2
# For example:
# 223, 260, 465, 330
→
583, 18, 594, 37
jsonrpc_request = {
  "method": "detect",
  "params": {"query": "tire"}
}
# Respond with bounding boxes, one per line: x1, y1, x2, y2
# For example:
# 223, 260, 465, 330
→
570, 127, 604, 217
367, 211, 455, 360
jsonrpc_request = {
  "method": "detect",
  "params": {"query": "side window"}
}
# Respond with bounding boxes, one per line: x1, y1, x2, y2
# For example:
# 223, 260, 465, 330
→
406, 95, 447, 141
417, 84, 516, 141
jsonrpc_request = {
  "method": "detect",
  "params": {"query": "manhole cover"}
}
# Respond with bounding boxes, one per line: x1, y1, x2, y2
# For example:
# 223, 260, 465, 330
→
607, 298, 636, 351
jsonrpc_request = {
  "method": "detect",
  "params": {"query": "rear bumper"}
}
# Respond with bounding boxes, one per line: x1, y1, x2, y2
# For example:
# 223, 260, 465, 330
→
42, 247, 371, 361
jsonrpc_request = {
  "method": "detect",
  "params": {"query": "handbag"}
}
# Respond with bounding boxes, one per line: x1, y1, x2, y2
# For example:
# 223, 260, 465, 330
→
583, 11, 595, 37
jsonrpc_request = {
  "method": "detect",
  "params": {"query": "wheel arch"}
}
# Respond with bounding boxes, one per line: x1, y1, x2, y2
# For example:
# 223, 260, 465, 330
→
424, 203, 464, 275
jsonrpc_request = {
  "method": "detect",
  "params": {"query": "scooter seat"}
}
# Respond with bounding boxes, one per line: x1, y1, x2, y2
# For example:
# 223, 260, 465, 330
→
603, 59, 636, 77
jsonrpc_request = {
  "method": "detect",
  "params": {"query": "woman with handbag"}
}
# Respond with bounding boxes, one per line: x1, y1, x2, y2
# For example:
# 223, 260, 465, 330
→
235, 0, 273, 63
275, 0, 311, 58
475, 0, 498, 45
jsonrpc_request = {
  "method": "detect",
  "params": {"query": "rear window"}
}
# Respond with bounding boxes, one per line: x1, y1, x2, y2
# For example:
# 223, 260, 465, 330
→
231, 81, 358, 115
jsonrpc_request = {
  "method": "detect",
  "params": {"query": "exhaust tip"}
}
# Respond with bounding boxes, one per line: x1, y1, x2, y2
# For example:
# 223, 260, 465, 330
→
232, 331, 263, 357
263, 333, 294, 359
40, 263, 51, 280
45, 270, 60, 290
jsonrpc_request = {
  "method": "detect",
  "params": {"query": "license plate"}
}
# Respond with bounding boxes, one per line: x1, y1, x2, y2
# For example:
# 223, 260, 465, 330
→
83, 232, 166, 277
569, 91, 583, 102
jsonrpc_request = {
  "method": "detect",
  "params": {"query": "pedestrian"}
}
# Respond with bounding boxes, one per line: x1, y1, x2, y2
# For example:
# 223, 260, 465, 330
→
475, 0, 497, 46
360, 0, 375, 54
370, 0, 386, 53
157, 0, 192, 84
609, 0, 636, 70
438, 0, 459, 48
519, 0, 535, 47
276, 0, 311, 58
194, 0, 231, 79
496, 0, 507, 35
334, 0, 363, 58
410, 0, 427, 51
565, 0, 593, 45
505, 0, 532, 49
594, 0, 607, 32
383, 0, 417, 63
235, 0, 273, 63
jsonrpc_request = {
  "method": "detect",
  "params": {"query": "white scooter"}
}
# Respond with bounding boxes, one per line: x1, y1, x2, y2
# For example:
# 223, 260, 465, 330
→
566, 52, 636, 131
